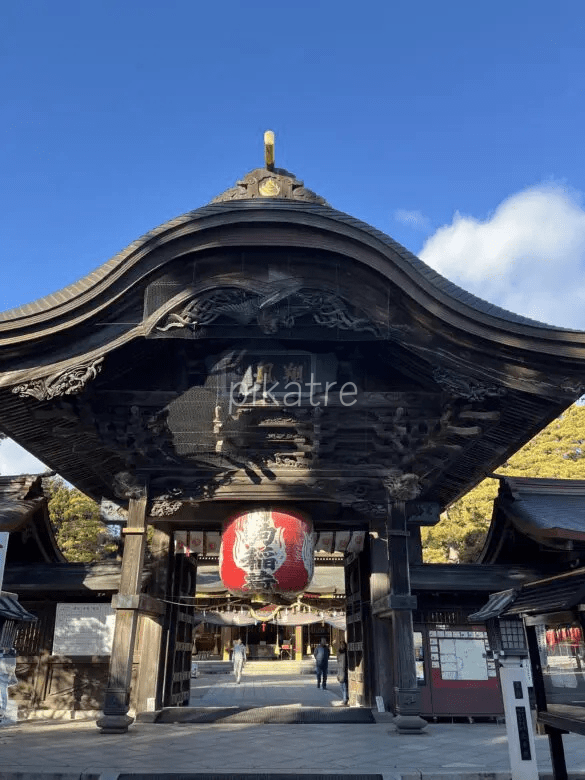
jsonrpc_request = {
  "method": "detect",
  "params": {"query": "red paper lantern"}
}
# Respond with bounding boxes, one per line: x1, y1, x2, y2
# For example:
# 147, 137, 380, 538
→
220, 508, 314, 599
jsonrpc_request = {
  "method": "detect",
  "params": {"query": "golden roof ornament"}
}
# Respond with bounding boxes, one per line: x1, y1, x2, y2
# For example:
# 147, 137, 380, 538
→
264, 130, 275, 171
211, 130, 328, 206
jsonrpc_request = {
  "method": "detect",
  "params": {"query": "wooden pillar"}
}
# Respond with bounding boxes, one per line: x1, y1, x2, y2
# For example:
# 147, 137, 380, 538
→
134, 615, 163, 714
345, 545, 373, 707
161, 545, 197, 707
407, 525, 423, 564
546, 727, 568, 780
97, 495, 148, 733
221, 626, 232, 660
369, 495, 427, 733
388, 501, 426, 732
369, 520, 394, 707
526, 621, 568, 780
295, 625, 303, 661
133, 526, 171, 713
525, 623, 547, 714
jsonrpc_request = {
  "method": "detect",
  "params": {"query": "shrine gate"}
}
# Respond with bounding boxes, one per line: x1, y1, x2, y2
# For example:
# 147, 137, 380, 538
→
1, 135, 585, 733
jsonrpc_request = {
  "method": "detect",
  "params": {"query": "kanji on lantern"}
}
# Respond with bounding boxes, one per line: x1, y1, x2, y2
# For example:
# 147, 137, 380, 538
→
220, 508, 314, 599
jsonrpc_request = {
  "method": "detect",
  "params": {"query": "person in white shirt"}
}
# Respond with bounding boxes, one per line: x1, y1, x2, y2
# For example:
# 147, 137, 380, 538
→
232, 638, 247, 684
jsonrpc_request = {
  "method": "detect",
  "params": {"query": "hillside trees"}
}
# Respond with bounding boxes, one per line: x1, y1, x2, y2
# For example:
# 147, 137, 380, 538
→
44, 476, 119, 563
421, 403, 585, 563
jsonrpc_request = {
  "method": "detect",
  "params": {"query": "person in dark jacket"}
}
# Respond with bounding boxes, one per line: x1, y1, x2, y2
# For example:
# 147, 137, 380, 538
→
314, 637, 330, 689
336, 640, 349, 704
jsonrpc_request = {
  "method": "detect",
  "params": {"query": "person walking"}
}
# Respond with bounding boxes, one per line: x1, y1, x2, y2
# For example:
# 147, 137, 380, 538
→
336, 640, 349, 704
314, 636, 330, 689
232, 638, 247, 684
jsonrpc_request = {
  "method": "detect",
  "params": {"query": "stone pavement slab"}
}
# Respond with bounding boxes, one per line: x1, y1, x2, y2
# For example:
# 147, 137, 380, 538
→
1, 719, 585, 778
190, 668, 342, 708
0, 667, 584, 779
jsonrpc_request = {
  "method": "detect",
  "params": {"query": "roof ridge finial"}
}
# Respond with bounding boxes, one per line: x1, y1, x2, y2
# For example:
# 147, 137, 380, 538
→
264, 130, 275, 171
210, 132, 329, 205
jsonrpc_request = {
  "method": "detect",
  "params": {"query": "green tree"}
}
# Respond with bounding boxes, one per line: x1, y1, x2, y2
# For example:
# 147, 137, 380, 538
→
44, 476, 119, 563
422, 403, 585, 563
421, 477, 499, 563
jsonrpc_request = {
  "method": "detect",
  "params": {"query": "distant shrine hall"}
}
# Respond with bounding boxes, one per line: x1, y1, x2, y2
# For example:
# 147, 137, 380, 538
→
2, 133, 585, 738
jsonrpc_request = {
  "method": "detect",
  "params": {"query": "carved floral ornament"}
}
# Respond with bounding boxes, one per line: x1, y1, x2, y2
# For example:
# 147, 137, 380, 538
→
434, 367, 585, 400
155, 285, 382, 337
352, 500, 387, 517
148, 487, 185, 517
150, 499, 183, 517
11, 357, 104, 401
432, 367, 506, 401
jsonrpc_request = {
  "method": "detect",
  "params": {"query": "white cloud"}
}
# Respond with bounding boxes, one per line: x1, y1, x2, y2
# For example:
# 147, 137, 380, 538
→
395, 208, 430, 231
419, 184, 585, 329
0, 439, 50, 476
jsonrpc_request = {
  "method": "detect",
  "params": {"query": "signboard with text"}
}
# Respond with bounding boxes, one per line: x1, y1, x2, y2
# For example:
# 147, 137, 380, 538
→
52, 603, 115, 656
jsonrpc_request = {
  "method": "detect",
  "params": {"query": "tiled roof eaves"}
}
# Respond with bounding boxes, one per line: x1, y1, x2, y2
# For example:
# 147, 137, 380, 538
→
505, 575, 585, 616
470, 567, 585, 620
0, 474, 43, 500
506, 497, 585, 537
0, 594, 38, 622
322, 207, 574, 330
0, 199, 581, 334
503, 476, 585, 496
468, 589, 518, 621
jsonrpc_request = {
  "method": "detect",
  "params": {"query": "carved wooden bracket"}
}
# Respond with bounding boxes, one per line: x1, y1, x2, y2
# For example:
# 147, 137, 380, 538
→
112, 471, 147, 500
383, 473, 422, 501
11, 357, 104, 401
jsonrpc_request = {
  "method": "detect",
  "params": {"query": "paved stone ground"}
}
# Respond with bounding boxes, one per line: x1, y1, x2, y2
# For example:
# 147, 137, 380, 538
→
189, 664, 342, 707
0, 665, 584, 779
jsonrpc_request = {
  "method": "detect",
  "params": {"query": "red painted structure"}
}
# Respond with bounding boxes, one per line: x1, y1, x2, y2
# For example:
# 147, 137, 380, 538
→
219, 509, 314, 599
416, 624, 504, 718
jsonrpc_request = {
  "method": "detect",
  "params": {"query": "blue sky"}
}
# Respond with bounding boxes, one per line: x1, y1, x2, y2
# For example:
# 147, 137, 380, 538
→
1, 0, 585, 473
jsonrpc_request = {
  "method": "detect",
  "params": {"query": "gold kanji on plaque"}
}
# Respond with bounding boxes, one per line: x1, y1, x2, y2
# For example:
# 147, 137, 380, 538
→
283, 362, 303, 382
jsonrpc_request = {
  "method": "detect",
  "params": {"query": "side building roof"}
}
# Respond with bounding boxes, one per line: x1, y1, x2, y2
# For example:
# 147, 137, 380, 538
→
478, 476, 585, 565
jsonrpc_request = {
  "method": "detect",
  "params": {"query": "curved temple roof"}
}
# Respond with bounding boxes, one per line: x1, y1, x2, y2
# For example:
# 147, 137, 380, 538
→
0, 195, 574, 335
1, 149, 585, 511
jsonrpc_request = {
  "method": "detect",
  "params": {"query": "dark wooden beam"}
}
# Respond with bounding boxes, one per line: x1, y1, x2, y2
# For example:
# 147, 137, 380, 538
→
97, 495, 148, 733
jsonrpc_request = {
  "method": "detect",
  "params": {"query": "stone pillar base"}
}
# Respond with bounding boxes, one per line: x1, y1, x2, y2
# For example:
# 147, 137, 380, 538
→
393, 714, 428, 734
96, 712, 135, 733
393, 686, 427, 734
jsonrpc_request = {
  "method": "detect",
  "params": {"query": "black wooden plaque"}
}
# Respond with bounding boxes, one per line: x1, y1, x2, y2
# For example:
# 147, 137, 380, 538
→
515, 706, 532, 760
